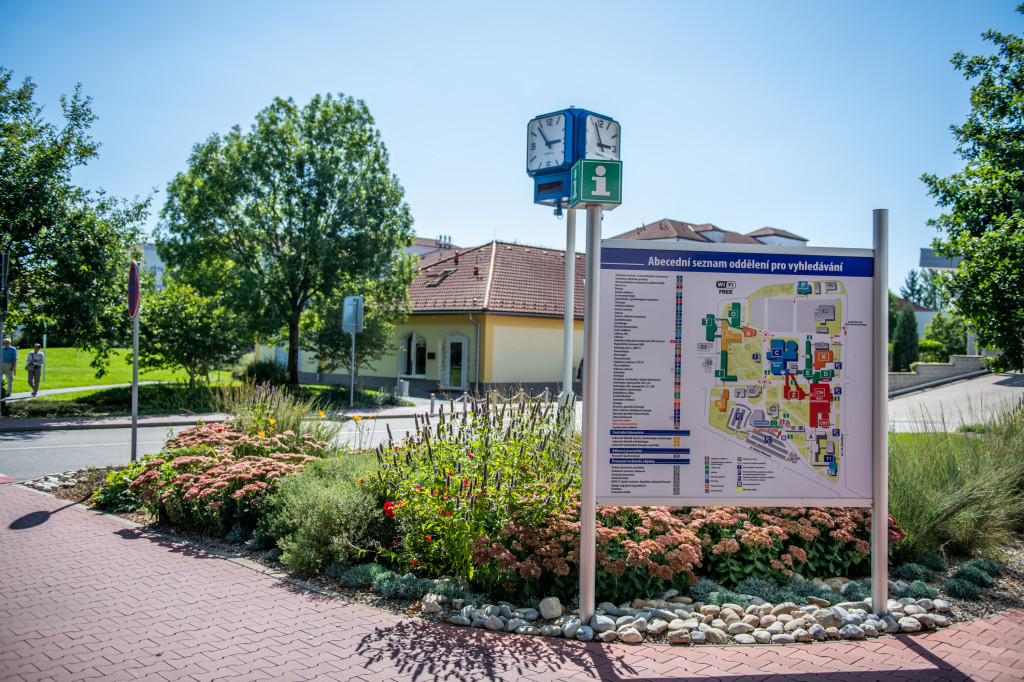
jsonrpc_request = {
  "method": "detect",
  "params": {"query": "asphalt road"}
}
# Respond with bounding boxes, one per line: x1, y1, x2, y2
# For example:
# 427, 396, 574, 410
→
1, 425, 191, 480
3, 371, 1023, 481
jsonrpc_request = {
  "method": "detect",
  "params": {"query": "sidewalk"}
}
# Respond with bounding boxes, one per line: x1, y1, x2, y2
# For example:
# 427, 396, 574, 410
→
2, 483, 1023, 681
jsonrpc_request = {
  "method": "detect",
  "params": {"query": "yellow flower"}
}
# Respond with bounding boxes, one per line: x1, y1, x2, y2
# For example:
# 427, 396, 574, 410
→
318, 410, 325, 418
269, 418, 276, 426
258, 430, 266, 438
353, 415, 362, 422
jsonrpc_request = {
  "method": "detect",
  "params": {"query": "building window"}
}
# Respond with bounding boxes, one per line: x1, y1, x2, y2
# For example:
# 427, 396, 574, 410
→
399, 332, 427, 377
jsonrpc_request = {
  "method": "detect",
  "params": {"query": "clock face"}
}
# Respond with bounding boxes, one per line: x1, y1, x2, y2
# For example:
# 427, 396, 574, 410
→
584, 115, 620, 161
526, 114, 567, 172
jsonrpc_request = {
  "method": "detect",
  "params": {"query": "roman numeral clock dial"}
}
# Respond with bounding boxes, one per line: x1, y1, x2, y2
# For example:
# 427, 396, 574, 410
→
526, 114, 567, 172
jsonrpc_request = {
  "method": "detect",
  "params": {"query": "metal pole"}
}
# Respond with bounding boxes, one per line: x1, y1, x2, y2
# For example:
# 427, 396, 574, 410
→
42, 322, 47, 382
561, 207, 577, 419
0, 245, 7, 414
131, 309, 139, 462
580, 204, 601, 624
350, 331, 356, 408
871, 209, 889, 615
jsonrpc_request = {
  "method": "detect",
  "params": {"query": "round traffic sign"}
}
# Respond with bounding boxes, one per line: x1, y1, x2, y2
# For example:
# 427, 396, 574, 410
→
128, 261, 141, 319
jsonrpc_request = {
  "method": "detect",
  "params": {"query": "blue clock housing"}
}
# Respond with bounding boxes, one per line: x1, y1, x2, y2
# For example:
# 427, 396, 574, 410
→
527, 107, 619, 207
526, 109, 576, 177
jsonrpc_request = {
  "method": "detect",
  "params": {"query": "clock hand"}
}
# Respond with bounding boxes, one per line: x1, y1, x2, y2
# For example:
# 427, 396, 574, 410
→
537, 125, 552, 147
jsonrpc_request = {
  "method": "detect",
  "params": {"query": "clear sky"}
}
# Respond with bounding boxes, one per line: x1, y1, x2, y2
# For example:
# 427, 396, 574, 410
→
3, 1, 1020, 292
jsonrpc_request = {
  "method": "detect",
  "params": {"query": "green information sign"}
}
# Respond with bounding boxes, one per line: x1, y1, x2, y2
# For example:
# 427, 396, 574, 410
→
570, 159, 622, 209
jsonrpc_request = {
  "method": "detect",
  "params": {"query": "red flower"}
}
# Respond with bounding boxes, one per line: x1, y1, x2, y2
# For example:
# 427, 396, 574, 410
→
463, 478, 470, 487
383, 501, 395, 518
423, 535, 432, 541
467, 452, 474, 458
411, 559, 417, 566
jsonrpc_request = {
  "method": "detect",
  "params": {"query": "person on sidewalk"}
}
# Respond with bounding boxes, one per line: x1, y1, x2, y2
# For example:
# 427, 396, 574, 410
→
1, 338, 16, 399
25, 343, 44, 397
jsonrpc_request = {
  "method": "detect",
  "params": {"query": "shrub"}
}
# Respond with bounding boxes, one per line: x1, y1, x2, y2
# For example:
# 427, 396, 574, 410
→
371, 573, 436, 600
254, 453, 389, 575
962, 557, 1003, 577
91, 463, 147, 512
688, 577, 720, 603
217, 381, 343, 448
894, 563, 935, 583
125, 439, 319, 537
904, 550, 947, 573
902, 580, 939, 600
365, 396, 582, 582
950, 565, 996, 588
918, 339, 947, 363
711, 590, 750, 609
783, 576, 839, 604
325, 562, 393, 588
944, 578, 981, 600
238, 358, 289, 386
841, 581, 870, 602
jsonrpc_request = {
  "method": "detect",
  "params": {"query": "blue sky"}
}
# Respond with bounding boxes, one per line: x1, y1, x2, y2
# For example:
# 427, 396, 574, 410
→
3, 1, 1020, 292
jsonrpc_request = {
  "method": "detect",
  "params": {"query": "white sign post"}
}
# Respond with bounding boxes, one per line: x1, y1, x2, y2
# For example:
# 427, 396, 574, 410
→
342, 295, 364, 408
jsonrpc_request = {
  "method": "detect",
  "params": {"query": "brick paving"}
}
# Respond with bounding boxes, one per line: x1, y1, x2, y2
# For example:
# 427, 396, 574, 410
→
2, 483, 1023, 682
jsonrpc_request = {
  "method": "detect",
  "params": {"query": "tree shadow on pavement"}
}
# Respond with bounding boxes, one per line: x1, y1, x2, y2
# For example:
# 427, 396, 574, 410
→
8, 500, 82, 529
112, 527, 226, 559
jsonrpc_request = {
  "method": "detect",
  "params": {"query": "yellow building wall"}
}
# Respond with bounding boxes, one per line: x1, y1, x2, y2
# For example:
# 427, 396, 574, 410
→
256, 312, 584, 387
485, 315, 584, 384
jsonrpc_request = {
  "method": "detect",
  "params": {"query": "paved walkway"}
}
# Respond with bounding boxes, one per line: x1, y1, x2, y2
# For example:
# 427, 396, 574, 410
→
2, 484, 1023, 681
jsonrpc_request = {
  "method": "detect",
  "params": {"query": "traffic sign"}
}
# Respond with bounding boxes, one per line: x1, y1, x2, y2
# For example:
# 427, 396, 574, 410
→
570, 159, 622, 209
128, 261, 141, 319
342, 295, 364, 333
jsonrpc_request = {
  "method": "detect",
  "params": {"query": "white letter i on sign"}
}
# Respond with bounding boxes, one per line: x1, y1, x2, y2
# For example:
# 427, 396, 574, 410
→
592, 165, 610, 196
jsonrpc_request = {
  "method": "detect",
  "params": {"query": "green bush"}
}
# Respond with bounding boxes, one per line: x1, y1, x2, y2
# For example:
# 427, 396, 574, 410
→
902, 580, 939, 600
688, 577, 720, 603
254, 453, 388, 575
904, 550, 947, 573
894, 563, 935, 583
841, 581, 870, 602
325, 562, 393, 588
239, 358, 289, 386
217, 380, 343, 447
918, 339, 947, 363
944, 578, 981, 599
711, 590, 750, 609
371, 572, 436, 600
90, 463, 147, 512
962, 557, 1003, 577
950, 565, 996, 588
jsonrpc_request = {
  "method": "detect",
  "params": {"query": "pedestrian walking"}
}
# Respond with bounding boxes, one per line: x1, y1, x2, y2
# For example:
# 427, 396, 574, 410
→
1, 338, 16, 399
25, 343, 44, 397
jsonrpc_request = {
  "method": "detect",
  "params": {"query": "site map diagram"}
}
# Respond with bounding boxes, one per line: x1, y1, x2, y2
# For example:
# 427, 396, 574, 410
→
596, 243, 876, 506
699, 279, 848, 488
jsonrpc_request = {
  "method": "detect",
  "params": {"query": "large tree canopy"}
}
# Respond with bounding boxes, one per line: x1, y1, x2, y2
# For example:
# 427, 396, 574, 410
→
921, 6, 1024, 371
0, 68, 148, 373
159, 93, 415, 383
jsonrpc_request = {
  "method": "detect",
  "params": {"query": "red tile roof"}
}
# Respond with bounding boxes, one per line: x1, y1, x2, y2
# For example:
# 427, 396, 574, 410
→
745, 226, 808, 241
410, 241, 585, 318
894, 297, 933, 312
611, 219, 806, 245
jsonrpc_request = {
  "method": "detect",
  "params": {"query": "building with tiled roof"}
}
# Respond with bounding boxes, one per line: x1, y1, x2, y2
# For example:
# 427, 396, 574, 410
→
291, 241, 586, 395
610, 219, 806, 246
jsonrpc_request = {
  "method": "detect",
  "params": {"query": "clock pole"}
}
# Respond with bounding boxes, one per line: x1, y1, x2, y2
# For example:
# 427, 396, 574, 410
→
560, 206, 576, 426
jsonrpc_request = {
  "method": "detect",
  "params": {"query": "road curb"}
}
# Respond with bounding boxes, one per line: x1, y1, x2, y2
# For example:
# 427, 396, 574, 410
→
0, 414, 229, 433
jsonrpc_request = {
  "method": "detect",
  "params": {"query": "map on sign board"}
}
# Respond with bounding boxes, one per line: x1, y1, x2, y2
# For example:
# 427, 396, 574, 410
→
595, 240, 876, 507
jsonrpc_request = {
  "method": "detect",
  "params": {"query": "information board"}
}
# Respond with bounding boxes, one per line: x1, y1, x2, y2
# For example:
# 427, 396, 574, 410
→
597, 240, 876, 506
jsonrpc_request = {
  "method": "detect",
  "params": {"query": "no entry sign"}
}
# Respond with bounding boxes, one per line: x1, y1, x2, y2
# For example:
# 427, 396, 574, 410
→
128, 261, 141, 319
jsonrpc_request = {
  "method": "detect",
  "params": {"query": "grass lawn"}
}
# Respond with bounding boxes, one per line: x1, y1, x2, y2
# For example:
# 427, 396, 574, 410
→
19, 347, 230, 391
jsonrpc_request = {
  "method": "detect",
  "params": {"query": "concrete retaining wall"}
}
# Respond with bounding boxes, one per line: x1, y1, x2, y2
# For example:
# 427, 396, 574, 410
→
888, 355, 988, 392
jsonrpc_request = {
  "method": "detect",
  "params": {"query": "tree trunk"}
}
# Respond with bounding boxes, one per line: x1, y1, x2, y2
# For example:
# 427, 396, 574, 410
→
287, 306, 301, 385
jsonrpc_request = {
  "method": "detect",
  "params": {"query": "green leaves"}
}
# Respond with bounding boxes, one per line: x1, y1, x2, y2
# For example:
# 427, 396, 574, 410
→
922, 8, 1024, 371
158, 93, 416, 383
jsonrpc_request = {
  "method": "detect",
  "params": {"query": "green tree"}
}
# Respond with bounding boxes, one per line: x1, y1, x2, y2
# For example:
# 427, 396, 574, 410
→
888, 290, 899, 342
899, 271, 924, 309
923, 312, 969, 361
921, 6, 1024, 371
136, 282, 247, 389
303, 285, 407, 384
900, 269, 951, 311
0, 68, 149, 374
158, 93, 415, 384
891, 307, 920, 372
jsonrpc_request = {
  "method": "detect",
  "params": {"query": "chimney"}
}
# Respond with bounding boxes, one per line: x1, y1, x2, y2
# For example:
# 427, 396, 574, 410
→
454, 251, 460, 265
